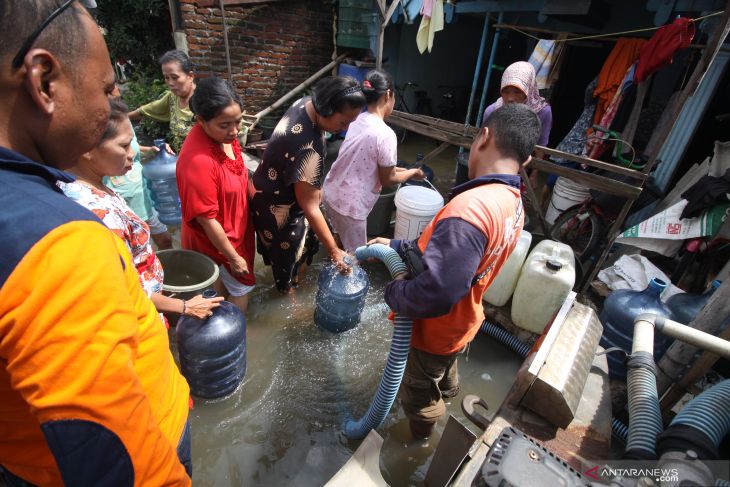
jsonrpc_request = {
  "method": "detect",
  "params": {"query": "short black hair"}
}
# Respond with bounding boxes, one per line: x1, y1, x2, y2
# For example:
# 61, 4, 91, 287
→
362, 69, 393, 105
0, 0, 86, 67
311, 76, 366, 117
159, 49, 194, 73
100, 97, 130, 142
189, 77, 243, 121
484, 104, 541, 163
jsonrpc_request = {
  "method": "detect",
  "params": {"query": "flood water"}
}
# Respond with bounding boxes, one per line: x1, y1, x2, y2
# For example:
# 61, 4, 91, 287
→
175, 251, 522, 486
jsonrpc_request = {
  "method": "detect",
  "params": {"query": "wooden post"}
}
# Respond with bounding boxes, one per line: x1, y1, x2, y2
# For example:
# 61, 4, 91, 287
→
520, 166, 551, 237
656, 280, 730, 401
376, 0, 400, 70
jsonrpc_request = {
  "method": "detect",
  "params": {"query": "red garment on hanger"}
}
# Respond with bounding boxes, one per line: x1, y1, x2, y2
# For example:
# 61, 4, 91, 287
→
635, 17, 695, 83
593, 38, 645, 125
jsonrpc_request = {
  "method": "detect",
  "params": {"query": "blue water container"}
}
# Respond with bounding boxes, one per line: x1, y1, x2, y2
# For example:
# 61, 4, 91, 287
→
314, 263, 369, 333
142, 139, 182, 225
599, 278, 675, 380
176, 291, 246, 399
666, 280, 721, 325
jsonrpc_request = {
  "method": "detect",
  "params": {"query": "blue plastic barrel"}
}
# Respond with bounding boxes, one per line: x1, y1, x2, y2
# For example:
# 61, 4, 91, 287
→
176, 290, 246, 399
142, 139, 182, 225
599, 278, 675, 380
314, 263, 369, 333
666, 280, 721, 325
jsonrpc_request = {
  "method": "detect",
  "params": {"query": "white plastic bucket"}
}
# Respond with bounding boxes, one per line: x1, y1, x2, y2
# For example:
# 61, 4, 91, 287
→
394, 186, 444, 240
545, 177, 590, 224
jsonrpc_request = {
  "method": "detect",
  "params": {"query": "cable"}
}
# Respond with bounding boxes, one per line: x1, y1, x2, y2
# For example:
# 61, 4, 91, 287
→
495, 10, 723, 44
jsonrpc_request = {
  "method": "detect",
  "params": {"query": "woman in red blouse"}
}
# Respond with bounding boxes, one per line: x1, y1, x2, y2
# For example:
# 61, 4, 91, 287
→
177, 77, 255, 313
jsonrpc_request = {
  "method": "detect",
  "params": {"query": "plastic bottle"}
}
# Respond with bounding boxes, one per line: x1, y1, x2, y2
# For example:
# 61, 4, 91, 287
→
142, 139, 182, 225
176, 290, 246, 399
510, 240, 576, 334
483, 230, 532, 307
314, 261, 369, 333
666, 280, 721, 325
599, 278, 675, 380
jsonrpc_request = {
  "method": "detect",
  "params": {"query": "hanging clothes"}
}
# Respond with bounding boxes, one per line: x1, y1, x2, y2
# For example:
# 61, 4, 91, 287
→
404, 0, 424, 23
588, 63, 635, 159
635, 17, 696, 83
416, 0, 444, 53
528, 37, 566, 90
593, 38, 646, 124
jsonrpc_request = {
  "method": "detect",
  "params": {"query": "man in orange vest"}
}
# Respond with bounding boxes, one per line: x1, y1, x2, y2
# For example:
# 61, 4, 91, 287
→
371, 103, 541, 439
0, 1, 191, 484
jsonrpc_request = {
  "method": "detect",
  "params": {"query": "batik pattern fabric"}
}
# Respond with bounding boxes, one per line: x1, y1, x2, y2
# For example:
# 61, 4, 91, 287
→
60, 181, 164, 297
250, 98, 323, 291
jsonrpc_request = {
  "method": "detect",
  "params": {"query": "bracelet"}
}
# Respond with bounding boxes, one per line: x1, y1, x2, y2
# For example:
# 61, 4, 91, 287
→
181, 300, 187, 316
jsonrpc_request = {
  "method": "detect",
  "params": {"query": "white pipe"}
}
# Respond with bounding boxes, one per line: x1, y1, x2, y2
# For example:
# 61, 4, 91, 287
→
635, 314, 730, 358
632, 316, 656, 354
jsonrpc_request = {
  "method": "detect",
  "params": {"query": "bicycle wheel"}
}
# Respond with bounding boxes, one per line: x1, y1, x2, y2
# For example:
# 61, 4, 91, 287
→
548, 206, 604, 260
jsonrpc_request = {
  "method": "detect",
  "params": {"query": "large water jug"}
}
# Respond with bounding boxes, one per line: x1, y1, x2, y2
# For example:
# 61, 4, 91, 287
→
483, 230, 532, 307
176, 290, 246, 399
511, 240, 575, 334
666, 280, 721, 325
142, 139, 182, 225
599, 278, 674, 380
314, 261, 369, 333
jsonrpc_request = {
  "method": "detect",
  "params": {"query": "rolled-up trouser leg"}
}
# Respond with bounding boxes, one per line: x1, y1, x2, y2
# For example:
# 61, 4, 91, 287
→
400, 347, 459, 438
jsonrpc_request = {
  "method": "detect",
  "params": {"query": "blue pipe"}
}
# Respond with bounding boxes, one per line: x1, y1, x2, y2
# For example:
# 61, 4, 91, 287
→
476, 11, 503, 129
344, 244, 410, 439
479, 320, 530, 358
669, 379, 730, 446
459, 13, 490, 159
464, 14, 490, 129
625, 365, 662, 459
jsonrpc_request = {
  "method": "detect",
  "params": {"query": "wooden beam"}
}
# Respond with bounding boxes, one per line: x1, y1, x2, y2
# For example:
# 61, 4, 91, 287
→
256, 53, 347, 121
195, 0, 284, 5
536, 147, 648, 181
388, 114, 474, 148
420, 141, 452, 166
643, 2, 730, 175
530, 158, 642, 199
385, 0, 400, 25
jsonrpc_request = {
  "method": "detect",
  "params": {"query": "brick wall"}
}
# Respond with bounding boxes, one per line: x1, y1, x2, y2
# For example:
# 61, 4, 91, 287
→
178, 0, 335, 114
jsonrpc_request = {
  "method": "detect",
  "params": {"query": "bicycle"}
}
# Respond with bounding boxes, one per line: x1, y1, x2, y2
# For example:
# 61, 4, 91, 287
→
548, 153, 650, 262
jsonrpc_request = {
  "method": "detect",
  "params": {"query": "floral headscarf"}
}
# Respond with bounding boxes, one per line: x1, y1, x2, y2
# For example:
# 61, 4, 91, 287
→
494, 61, 548, 114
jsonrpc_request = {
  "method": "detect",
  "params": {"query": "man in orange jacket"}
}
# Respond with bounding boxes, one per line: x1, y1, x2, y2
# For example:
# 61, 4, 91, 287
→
371, 104, 541, 439
0, 1, 191, 485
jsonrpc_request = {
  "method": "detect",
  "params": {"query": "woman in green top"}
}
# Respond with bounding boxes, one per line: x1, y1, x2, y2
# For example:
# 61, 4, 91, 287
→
129, 50, 196, 153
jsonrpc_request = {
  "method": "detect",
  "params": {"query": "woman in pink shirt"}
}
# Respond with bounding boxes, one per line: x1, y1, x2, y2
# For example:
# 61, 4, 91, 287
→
323, 70, 424, 252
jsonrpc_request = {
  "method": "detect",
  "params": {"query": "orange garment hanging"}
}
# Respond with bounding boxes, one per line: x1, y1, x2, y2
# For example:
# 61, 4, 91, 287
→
593, 38, 646, 124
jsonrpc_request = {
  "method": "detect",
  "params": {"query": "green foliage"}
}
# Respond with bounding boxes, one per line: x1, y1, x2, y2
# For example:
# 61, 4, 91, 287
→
121, 73, 169, 141
95, 0, 174, 72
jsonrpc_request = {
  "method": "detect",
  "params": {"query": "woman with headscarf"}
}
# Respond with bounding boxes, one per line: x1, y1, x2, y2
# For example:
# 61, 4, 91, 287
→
482, 61, 552, 147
